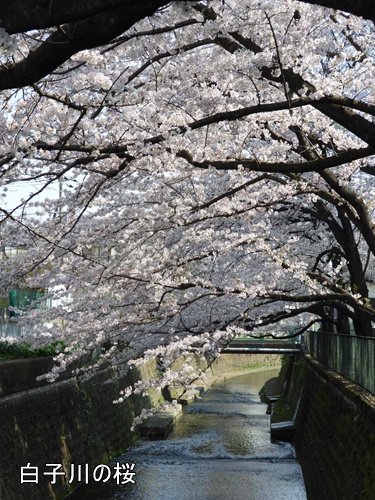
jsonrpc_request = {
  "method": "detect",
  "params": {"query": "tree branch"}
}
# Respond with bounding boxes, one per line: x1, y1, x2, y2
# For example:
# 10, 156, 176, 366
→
178, 147, 375, 174
0, 1, 171, 89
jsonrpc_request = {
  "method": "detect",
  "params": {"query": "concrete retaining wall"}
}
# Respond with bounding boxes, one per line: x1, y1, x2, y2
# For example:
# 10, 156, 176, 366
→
294, 354, 375, 500
0, 362, 163, 500
209, 352, 282, 375
0, 356, 81, 396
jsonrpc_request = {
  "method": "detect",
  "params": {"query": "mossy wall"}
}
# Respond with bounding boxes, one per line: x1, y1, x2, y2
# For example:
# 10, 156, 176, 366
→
210, 353, 282, 374
0, 361, 163, 500
294, 354, 375, 500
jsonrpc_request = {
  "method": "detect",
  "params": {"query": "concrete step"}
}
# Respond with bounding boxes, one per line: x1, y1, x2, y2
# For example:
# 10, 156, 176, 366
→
140, 404, 183, 439
178, 385, 206, 405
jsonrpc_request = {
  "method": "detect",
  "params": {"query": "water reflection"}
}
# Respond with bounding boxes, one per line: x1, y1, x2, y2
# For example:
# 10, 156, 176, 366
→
68, 369, 306, 499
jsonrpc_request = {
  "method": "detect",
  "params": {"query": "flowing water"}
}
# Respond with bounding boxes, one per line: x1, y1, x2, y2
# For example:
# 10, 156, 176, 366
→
69, 369, 307, 499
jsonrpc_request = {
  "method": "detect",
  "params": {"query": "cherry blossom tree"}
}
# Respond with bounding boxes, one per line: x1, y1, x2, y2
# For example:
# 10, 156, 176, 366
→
0, 0, 374, 401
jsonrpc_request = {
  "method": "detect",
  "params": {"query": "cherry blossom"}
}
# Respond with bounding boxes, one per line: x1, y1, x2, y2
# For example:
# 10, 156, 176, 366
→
0, 1, 374, 414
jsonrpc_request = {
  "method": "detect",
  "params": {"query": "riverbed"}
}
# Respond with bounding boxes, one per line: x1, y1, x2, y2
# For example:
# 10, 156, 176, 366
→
68, 369, 306, 499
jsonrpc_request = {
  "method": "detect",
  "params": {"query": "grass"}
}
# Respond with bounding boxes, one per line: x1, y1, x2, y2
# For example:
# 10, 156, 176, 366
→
0, 340, 64, 361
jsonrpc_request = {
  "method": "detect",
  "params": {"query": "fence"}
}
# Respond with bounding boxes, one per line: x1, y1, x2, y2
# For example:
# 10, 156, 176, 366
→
304, 331, 375, 394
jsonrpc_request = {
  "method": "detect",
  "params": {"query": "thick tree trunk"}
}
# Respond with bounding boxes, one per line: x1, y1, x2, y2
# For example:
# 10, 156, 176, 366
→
336, 310, 351, 335
352, 314, 374, 337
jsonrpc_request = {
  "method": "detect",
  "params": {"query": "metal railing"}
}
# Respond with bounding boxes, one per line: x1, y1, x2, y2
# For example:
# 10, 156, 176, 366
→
304, 331, 375, 394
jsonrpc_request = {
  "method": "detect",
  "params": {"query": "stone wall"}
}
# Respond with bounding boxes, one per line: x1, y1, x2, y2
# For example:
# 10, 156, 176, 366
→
294, 354, 375, 500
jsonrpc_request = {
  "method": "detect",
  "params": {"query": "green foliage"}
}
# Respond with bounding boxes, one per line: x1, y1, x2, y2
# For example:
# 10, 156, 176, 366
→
0, 340, 64, 361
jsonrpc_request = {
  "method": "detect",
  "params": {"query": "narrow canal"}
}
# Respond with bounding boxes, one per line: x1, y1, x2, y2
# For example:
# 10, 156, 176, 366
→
69, 369, 306, 499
